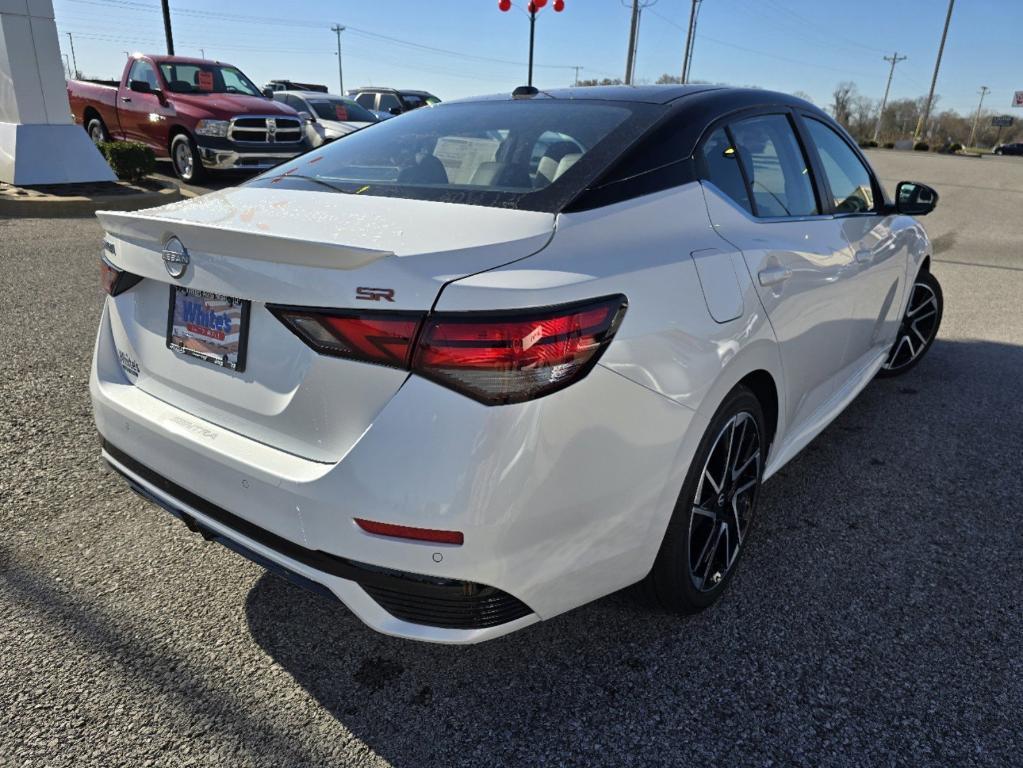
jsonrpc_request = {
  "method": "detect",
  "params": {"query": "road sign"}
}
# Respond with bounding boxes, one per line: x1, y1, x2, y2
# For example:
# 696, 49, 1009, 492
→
1014, 91, 1023, 107
992, 115, 1015, 127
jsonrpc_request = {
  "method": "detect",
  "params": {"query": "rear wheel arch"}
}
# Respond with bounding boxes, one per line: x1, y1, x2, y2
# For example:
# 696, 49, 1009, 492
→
736, 369, 778, 453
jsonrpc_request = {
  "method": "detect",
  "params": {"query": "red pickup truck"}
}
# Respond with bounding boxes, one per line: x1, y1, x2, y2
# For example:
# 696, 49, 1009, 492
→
68, 55, 310, 182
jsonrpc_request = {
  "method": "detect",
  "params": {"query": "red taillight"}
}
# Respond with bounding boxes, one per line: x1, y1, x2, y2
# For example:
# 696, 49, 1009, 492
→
101, 253, 142, 297
269, 295, 627, 404
413, 295, 627, 404
355, 518, 464, 545
270, 308, 423, 368
100, 259, 120, 295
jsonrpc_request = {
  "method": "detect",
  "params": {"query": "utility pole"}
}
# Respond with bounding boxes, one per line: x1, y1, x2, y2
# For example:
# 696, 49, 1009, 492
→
200, 48, 205, 59
681, 0, 703, 83
916, 0, 955, 140
624, 0, 640, 84
873, 51, 906, 142
572, 65, 582, 86
160, 0, 174, 55
65, 32, 78, 78
623, 0, 656, 84
968, 86, 990, 149
331, 24, 345, 93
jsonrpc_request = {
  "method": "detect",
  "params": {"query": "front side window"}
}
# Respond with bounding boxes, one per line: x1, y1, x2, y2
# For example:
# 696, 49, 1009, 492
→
730, 114, 818, 217
697, 128, 753, 214
127, 60, 158, 90
804, 118, 876, 213
355, 93, 376, 109
158, 63, 260, 96
252, 99, 659, 211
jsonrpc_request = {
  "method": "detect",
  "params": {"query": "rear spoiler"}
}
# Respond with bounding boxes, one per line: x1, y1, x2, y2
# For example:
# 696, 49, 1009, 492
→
96, 208, 393, 271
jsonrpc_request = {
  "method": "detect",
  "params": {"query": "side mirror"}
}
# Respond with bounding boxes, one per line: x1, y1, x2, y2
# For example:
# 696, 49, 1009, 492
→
129, 79, 152, 94
894, 181, 938, 216
262, 87, 274, 98
388, 106, 402, 116
298, 110, 314, 123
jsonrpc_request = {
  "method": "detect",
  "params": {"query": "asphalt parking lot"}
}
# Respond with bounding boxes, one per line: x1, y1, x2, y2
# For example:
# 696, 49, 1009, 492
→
2, 151, 1022, 767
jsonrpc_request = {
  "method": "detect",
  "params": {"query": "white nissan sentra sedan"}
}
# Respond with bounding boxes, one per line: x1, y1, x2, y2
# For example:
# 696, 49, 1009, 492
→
92, 85, 942, 643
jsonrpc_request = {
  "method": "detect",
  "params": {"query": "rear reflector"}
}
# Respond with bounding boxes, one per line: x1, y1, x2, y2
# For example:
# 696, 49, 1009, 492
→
414, 295, 627, 404
355, 518, 464, 545
268, 294, 627, 405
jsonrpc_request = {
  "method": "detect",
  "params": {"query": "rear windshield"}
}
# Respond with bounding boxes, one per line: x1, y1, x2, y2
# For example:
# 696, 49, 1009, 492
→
308, 98, 377, 124
250, 99, 663, 211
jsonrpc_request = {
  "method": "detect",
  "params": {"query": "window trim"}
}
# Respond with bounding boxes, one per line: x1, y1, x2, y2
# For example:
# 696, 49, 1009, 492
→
696, 106, 829, 222
792, 111, 887, 217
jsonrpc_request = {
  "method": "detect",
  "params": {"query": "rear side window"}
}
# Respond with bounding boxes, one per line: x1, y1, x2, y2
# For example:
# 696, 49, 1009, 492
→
355, 93, 376, 110
804, 118, 876, 213
697, 128, 753, 214
730, 114, 818, 217
378, 93, 402, 113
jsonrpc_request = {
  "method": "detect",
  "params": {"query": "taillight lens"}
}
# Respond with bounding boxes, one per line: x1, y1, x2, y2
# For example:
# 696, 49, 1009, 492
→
269, 295, 627, 404
101, 253, 143, 296
270, 308, 422, 368
414, 295, 627, 404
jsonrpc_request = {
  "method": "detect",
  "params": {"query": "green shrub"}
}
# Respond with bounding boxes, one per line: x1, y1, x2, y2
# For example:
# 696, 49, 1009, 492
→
913, 141, 929, 152
883, 142, 895, 149
858, 139, 878, 149
98, 141, 156, 183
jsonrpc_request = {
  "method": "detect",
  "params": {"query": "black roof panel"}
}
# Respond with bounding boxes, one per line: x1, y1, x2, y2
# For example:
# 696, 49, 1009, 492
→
450, 84, 724, 105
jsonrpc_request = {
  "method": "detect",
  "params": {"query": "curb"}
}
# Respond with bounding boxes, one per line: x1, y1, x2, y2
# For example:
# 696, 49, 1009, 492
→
0, 179, 181, 219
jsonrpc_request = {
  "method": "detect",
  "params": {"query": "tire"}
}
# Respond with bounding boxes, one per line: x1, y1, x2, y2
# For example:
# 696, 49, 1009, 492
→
86, 117, 108, 145
877, 269, 943, 378
170, 133, 206, 183
643, 385, 766, 614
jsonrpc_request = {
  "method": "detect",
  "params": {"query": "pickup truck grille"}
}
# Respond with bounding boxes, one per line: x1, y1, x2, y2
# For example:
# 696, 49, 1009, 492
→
228, 116, 303, 144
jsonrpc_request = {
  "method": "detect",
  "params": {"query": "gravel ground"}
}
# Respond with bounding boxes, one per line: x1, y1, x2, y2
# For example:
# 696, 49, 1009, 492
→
2, 152, 1022, 767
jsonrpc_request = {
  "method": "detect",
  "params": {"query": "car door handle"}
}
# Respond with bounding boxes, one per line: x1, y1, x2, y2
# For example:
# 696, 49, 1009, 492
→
758, 267, 792, 287
121, 96, 132, 102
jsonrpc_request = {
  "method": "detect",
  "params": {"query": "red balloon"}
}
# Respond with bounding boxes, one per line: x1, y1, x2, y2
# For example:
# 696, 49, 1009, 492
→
553, 0, 565, 9
534, 0, 547, 7
527, 1, 536, 11
498, 0, 511, 10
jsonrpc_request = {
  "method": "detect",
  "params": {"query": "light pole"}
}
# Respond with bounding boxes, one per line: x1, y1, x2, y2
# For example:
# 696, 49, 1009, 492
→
873, 51, 906, 142
917, 0, 955, 140
331, 24, 345, 93
498, 0, 566, 89
968, 86, 990, 149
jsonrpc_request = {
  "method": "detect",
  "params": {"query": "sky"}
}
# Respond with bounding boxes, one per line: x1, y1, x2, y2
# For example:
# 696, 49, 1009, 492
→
53, 0, 1023, 116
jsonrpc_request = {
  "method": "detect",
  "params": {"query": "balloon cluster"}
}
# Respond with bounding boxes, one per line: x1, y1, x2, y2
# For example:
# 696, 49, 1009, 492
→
499, 0, 565, 12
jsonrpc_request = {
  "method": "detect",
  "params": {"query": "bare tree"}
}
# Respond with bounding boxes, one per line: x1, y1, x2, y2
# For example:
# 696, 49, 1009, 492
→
792, 90, 814, 104
831, 81, 857, 126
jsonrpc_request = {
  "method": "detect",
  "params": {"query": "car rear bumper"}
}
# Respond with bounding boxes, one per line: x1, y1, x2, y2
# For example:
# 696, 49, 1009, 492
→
91, 300, 699, 642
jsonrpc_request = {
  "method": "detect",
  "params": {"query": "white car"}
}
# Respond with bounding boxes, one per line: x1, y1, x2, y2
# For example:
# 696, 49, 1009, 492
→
92, 86, 942, 644
272, 90, 378, 145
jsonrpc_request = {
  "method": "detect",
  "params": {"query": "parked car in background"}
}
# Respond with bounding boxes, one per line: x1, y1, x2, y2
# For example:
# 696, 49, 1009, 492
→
993, 142, 1023, 156
271, 91, 377, 145
264, 79, 328, 95
348, 87, 440, 116
92, 86, 942, 644
68, 55, 310, 182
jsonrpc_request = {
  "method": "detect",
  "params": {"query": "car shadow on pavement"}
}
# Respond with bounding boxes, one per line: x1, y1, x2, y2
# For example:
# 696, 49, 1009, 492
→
243, 337, 1023, 767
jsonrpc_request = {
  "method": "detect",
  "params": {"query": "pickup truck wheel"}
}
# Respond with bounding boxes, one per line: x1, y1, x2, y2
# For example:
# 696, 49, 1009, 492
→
171, 134, 206, 183
87, 118, 108, 145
